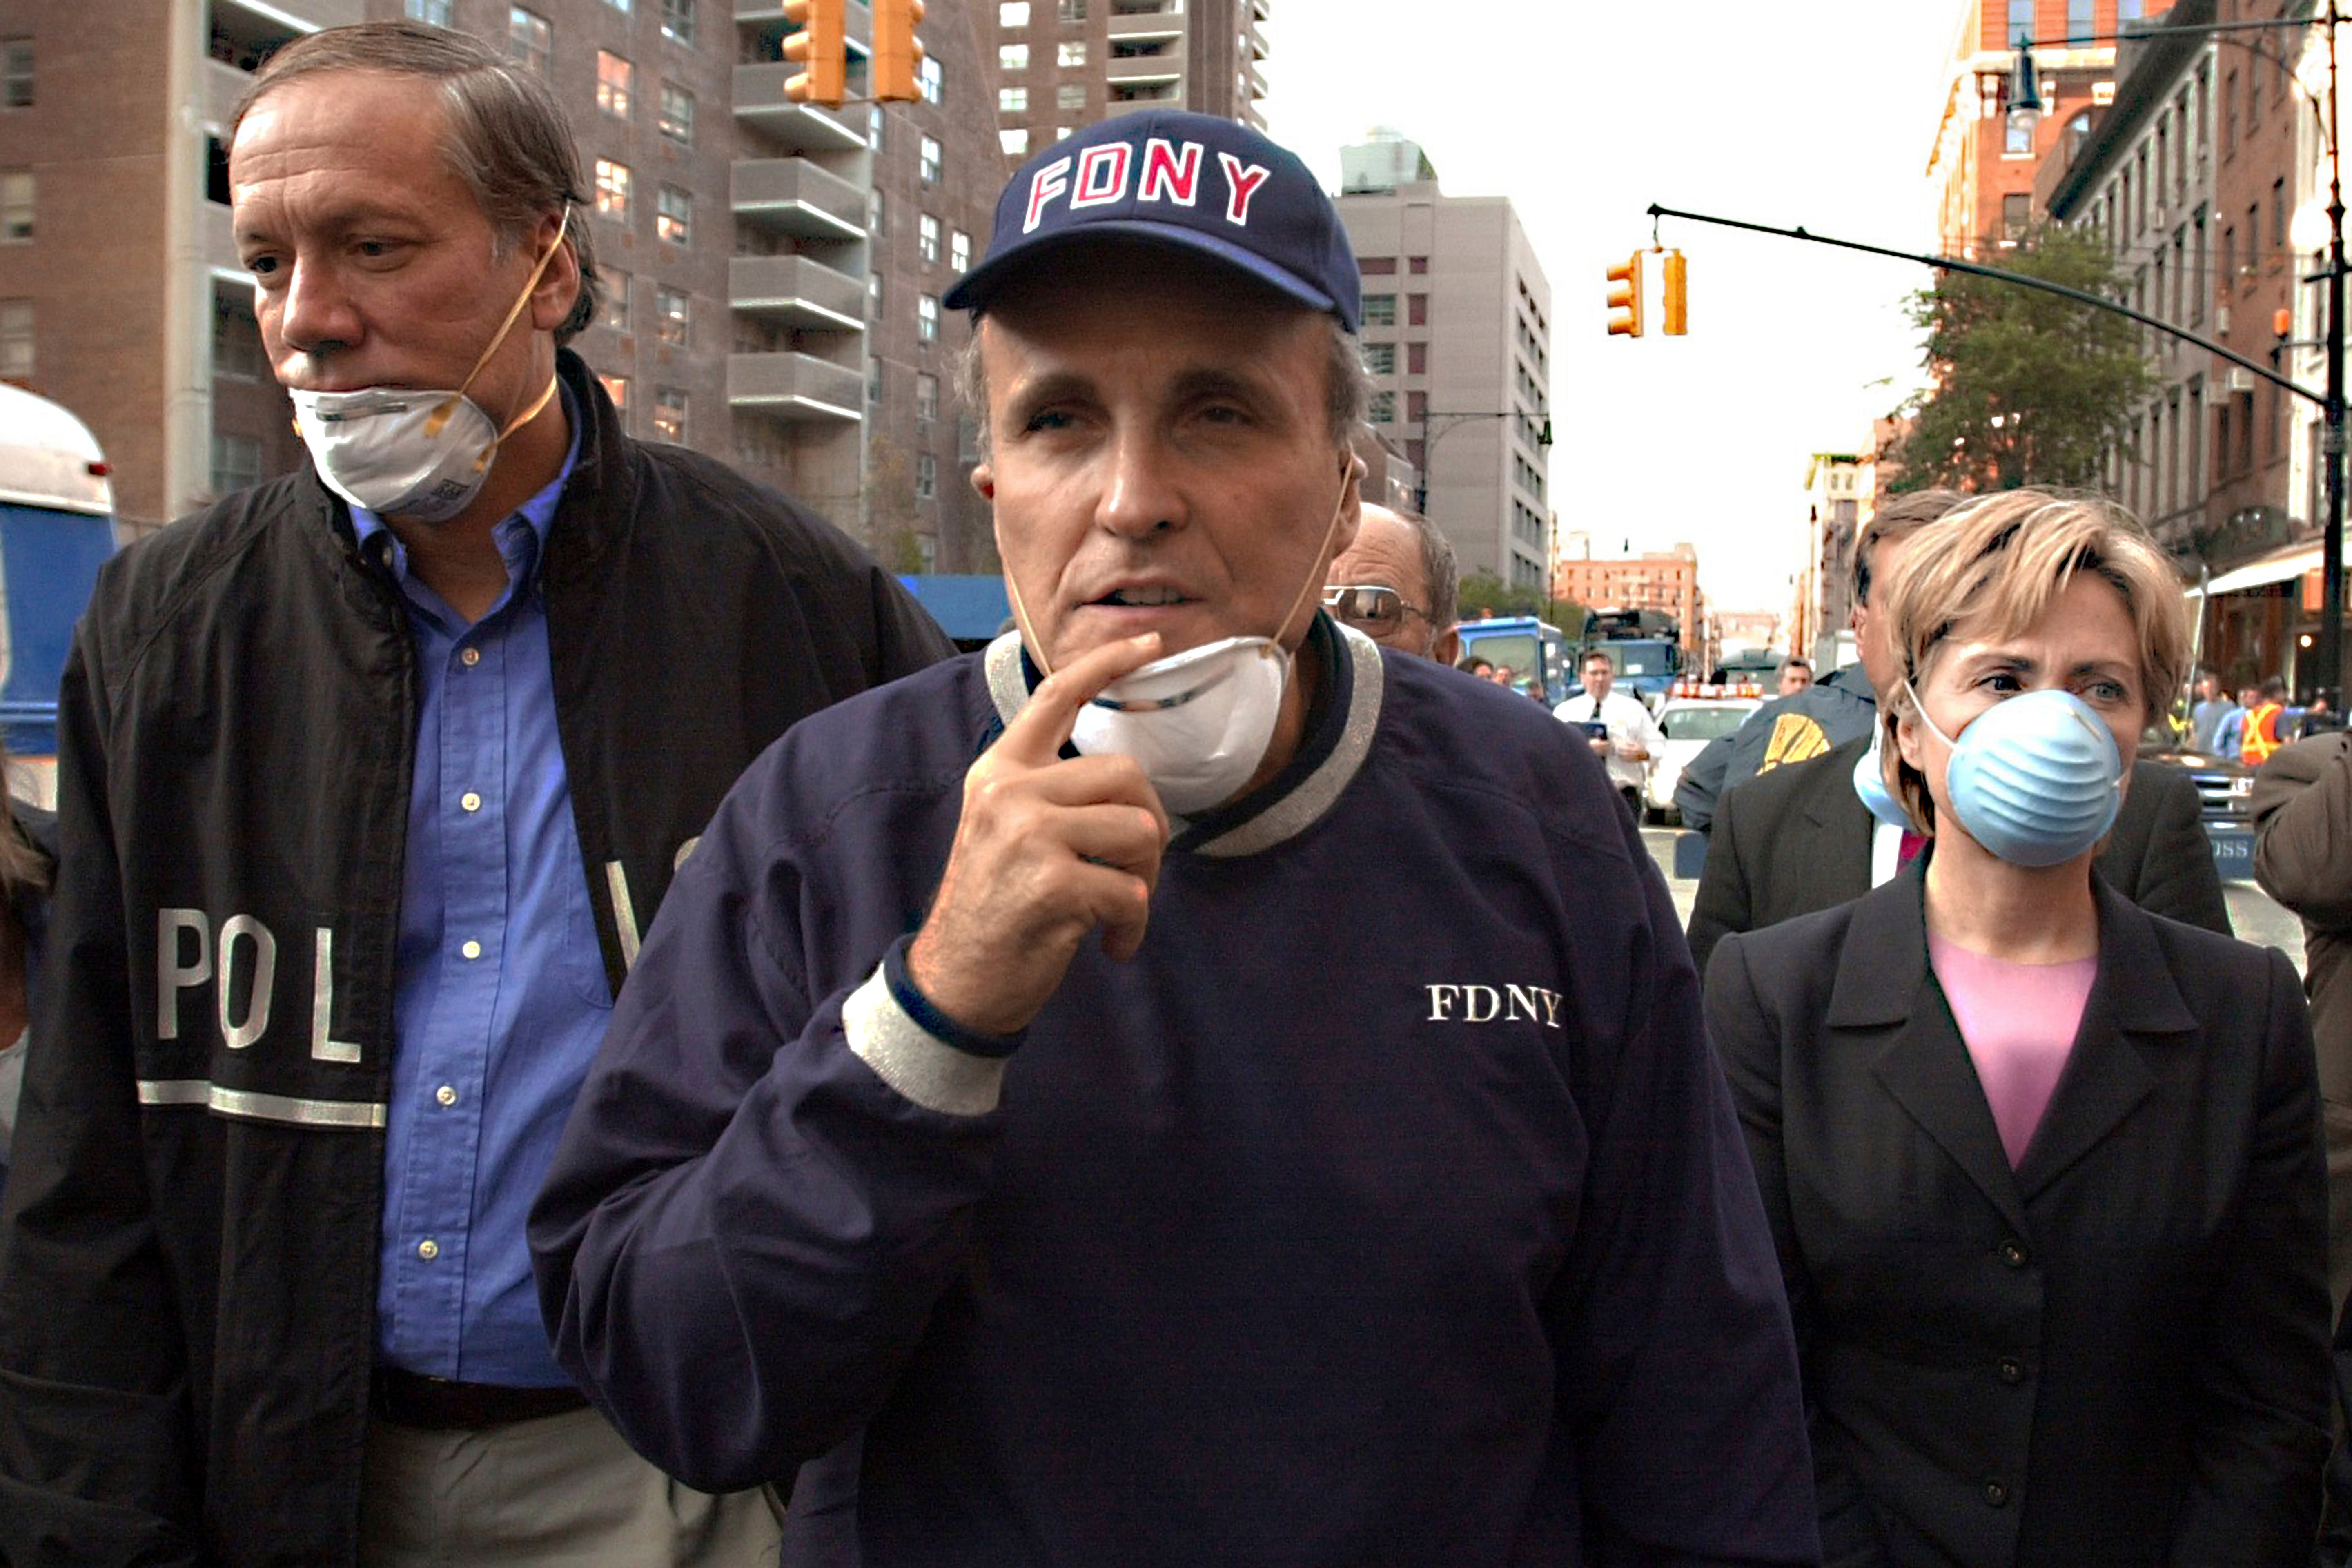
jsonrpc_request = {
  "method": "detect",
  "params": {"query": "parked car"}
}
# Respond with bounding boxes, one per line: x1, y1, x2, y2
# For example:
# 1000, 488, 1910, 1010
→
1645, 695, 1763, 824
2140, 726, 2252, 825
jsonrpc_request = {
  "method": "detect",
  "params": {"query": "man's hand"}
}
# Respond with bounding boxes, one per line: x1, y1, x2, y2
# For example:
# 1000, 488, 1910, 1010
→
1588, 735, 1613, 756
1614, 741, 1648, 762
906, 635, 1174, 1038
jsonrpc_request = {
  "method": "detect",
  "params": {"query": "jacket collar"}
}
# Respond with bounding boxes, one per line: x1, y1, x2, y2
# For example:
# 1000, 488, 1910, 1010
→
1828, 868, 2198, 1224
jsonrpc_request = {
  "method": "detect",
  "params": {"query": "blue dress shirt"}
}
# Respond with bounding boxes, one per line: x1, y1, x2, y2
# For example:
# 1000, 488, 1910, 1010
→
356, 390, 606, 1385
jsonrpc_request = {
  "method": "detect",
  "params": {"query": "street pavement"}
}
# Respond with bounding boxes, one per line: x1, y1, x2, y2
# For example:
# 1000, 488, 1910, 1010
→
1638, 827, 2309, 975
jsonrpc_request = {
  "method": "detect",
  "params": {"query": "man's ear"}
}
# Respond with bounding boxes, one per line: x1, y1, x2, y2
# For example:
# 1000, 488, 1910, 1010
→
971, 461, 995, 501
528, 209, 579, 333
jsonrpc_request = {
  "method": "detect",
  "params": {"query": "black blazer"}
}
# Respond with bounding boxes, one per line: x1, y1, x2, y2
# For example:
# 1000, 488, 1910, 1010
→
1687, 735, 2232, 979
1706, 873, 2329, 1567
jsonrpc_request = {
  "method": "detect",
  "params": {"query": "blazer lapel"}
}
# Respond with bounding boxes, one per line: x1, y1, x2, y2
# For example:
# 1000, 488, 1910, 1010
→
2010, 885, 2190, 1201
1834, 871, 2034, 1239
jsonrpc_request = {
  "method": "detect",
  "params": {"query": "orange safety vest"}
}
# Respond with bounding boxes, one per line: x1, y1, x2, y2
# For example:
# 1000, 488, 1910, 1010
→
2242, 701, 2287, 766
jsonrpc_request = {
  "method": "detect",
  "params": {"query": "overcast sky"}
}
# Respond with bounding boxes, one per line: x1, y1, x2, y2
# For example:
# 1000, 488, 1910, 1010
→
1258, 0, 1970, 616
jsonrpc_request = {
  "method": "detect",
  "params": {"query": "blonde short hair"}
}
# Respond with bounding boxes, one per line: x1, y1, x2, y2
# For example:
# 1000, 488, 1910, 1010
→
1879, 489, 2187, 832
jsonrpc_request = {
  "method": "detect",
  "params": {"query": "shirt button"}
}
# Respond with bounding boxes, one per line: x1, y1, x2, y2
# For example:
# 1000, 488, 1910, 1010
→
1998, 1239, 2030, 1268
461, 939, 482, 960
417, 1238, 440, 1261
460, 791, 482, 813
1983, 1479, 2009, 1508
460, 647, 481, 667
1998, 1357, 2025, 1384
435, 1085, 457, 1107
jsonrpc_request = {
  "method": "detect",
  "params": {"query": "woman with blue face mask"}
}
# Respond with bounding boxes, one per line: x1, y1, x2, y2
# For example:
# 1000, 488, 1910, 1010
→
1705, 490, 2330, 1567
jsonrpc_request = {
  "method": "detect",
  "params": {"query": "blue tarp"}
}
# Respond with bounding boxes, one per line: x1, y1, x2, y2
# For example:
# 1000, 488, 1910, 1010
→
898, 574, 1012, 644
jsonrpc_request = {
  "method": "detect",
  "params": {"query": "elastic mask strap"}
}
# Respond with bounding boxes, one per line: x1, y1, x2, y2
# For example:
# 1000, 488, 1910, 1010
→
455, 207, 572, 405
1901, 679, 1960, 752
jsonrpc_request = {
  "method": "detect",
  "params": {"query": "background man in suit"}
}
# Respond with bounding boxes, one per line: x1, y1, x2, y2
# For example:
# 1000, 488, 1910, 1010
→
1687, 505, 2229, 976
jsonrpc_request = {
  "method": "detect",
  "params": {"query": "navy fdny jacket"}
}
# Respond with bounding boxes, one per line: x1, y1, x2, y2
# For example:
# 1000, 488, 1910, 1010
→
535, 619, 1823, 1567
0, 351, 953, 1568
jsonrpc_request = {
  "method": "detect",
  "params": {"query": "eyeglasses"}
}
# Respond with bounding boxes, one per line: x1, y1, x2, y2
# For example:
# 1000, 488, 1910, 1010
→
1322, 584, 1430, 631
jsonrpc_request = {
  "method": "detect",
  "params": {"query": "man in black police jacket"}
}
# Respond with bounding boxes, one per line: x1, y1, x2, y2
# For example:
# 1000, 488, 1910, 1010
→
0, 21, 949, 1567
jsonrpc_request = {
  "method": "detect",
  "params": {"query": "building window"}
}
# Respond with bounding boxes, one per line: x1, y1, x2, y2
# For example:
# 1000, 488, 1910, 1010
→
916, 372, 938, 422
869, 187, 885, 235
919, 212, 940, 263
869, 355, 883, 404
210, 434, 261, 497
1058, 0, 1087, 18
2005, 112, 2032, 156
999, 87, 1028, 113
1368, 391, 1395, 424
507, 8, 551, 76
1362, 342, 1395, 375
595, 158, 631, 219
405, 0, 452, 24
213, 300, 262, 379
1361, 293, 1395, 327
1057, 82, 1085, 111
599, 373, 630, 416
597, 51, 632, 118
2006, 0, 2032, 40
920, 136, 942, 185
2002, 191, 2029, 241
1000, 128, 1029, 156
1058, 40, 1087, 67
0, 171, 30, 243
915, 451, 937, 499
0, 298, 28, 380
2065, 0, 2090, 40
1407, 341, 1426, 374
920, 57, 942, 104
655, 284, 688, 345
653, 388, 687, 443
1000, 0, 1029, 22
918, 293, 940, 341
950, 228, 971, 272
1000, 43, 1029, 71
2274, 178, 2287, 249
657, 184, 692, 245
3, 38, 32, 107
1407, 294, 1427, 326
869, 271, 884, 312
603, 0, 631, 12
660, 82, 694, 144
601, 269, 630, 331
661, 0, 696, 45
1408, 390, 1428, 425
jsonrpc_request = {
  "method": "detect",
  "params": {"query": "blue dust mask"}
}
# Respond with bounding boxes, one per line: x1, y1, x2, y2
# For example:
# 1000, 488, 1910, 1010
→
1850, 736, 1916, 831
1903, 685, 2124, 868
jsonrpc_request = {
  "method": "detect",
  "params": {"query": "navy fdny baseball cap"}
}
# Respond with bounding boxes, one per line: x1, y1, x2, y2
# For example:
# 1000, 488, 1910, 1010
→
943, 111, 1361, 332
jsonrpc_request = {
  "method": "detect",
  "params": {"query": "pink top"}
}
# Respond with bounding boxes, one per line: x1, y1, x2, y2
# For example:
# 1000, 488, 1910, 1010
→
1926, 933, 2098, 1169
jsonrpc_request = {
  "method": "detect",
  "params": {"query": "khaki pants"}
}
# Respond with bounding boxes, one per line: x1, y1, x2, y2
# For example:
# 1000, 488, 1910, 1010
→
359, 1406, 786, 1567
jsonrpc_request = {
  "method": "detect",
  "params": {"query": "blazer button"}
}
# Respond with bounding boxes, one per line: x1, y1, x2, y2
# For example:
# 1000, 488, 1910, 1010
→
1998, 1356, 2025, 1384
1998, 1239, 2029, 1268
1983, 1479, 2010, 1508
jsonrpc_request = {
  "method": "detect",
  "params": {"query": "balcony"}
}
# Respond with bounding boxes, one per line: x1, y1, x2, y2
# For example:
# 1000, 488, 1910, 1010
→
733, 65, 869, 153
728, 352, 864, 421
1106, 52, 1185, 87
728, 256, 865, 330
731, 158, 866, 240
1107, 9, 1186, 41
204, 201, 241, 278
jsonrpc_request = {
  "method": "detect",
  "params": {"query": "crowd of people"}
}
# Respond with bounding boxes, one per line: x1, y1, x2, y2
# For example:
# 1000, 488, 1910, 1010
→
4, 18, 2352, 1568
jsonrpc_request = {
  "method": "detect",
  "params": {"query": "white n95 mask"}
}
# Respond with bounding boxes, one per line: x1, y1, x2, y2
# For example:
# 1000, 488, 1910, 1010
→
1069, 635, 1291, 815
290, 211, 570, 523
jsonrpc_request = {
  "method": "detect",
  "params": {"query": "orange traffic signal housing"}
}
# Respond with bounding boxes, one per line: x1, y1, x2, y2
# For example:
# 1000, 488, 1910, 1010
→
1662, 249, 1688, 336
783, 0, 846, 108
874, 0, 927, 103
1605, 252, 1644, 338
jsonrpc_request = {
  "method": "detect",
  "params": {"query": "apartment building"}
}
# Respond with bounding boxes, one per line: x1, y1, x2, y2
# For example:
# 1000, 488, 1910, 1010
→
980, 0, 1265, 163
1552, 548, 1701, 641
0, 0, 1000, 568
2045, 0, 2217, 546
1927, 0, 2139, 259
1333, 132, 1552, 592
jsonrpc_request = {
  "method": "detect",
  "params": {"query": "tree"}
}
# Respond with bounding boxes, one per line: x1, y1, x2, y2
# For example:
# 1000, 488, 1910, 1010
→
1457, 570, 1584, 631
1887, 225, 2157, 492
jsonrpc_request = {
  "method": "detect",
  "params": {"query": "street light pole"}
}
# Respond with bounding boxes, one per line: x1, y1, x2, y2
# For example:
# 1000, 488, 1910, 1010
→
2321, 0, 2345, 709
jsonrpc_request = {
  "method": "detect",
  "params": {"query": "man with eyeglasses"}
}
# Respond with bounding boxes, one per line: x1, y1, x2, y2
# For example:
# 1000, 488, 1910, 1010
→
1323, 503, 1461, 664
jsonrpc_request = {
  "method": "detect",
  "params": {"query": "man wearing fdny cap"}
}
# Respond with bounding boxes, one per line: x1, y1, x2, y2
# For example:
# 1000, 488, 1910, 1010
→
532, 113, 1817, 1566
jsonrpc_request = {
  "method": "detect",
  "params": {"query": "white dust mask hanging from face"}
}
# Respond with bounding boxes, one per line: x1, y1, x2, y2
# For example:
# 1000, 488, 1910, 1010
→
1014, 465, 1355, 816
290, 212, 570, 523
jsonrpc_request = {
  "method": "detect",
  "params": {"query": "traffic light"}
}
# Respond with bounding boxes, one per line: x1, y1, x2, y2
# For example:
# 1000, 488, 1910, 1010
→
1662, 249, 1688, 336
1605, 252, 1643, 338
873, 0, 927, 104
783, 0, 846, 109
